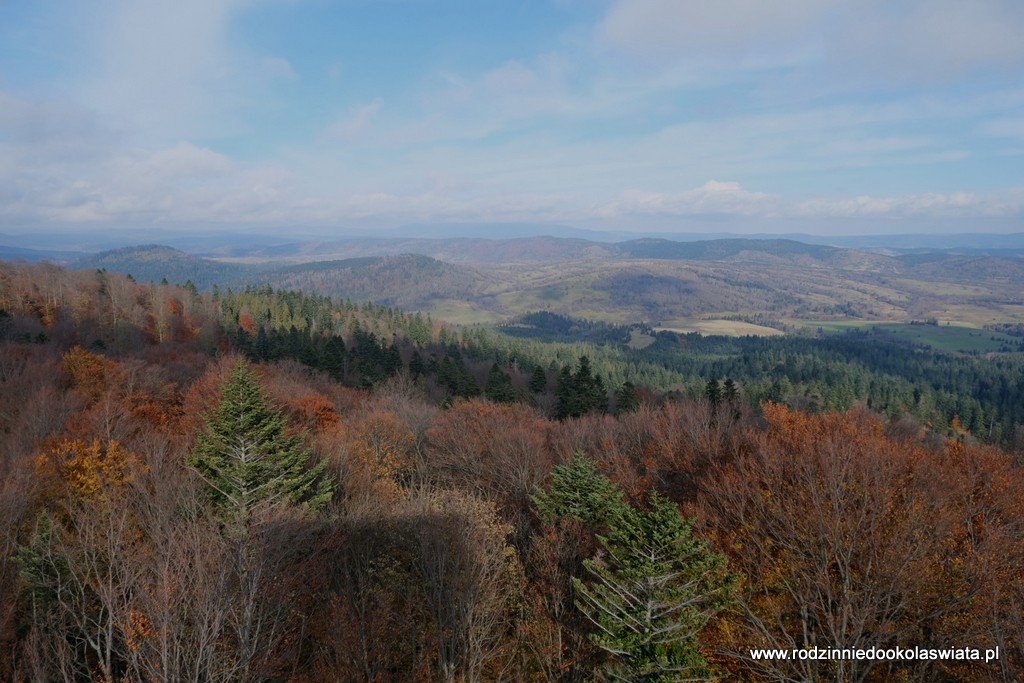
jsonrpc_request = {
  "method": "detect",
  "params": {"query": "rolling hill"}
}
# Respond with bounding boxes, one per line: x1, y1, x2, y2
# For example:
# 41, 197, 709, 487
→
76, 245, 259, 290
69, 237, 1024, 330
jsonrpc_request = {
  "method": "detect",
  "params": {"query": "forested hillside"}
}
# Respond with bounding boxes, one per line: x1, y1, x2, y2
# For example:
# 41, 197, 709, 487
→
1, 261, 1023, 681
77, 245, 258, 290
71, 238, 1024, 328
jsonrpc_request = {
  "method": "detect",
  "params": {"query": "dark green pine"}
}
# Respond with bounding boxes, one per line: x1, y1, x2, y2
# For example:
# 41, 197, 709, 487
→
528, 365, 548, 393
485, 363, 517, 404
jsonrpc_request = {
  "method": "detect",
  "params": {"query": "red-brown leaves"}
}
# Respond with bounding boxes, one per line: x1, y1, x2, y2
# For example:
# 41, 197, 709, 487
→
62, 346, 120, 404
425, 398, 554, 507
696, 404, 1024, 681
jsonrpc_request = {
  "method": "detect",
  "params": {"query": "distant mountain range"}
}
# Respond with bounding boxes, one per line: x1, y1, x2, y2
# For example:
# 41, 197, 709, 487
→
0, 244, 85, 262
58, 236, 1024, 329
2, 227, 1023, 262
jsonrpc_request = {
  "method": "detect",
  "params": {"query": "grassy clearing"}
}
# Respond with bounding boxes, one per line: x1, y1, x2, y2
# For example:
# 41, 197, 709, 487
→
873, 323, 1019, 353
427, 299, 504, 326
921, 303, 1024, 328
791, 320, 875, 333
656, 319, 785, 337
627, 329, 657, 349
792, 320, 1020, 353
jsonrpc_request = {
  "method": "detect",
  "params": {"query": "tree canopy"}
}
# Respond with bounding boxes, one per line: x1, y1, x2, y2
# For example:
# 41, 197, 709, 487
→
575, 494, 736, 682
187, 360, 333, 524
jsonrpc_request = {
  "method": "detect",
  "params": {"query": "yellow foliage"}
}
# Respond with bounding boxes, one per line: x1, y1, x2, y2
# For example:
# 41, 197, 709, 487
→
349, 413, 414, 480
35, 438, 142, 499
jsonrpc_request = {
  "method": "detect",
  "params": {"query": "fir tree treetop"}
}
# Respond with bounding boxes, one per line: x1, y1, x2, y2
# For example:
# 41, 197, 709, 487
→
187, 360, 333, 526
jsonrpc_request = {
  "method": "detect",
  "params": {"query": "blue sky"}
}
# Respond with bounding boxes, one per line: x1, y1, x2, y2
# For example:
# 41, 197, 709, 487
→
2, 0, 1024, 236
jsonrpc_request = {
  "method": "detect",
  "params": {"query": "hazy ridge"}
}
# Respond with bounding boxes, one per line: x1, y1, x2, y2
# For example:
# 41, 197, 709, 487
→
66, 235, 1024, 330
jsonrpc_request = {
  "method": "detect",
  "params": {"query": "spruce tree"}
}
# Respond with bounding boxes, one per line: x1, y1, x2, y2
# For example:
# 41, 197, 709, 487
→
556, 356, 608, 419
722, 377, 739, 404
615, 381, 640, 414
704, 378, 722, 407
485, 363, 517, 404
574, 493, 736, 682
555, 364, 579, 419
254, 325, 270, 361
409, 349, 425, 379
187, 361, 333, 525
532, 452, 627, 526
323, 335, 347, 381
576, 356, 608, 414
528, 365, 548, 394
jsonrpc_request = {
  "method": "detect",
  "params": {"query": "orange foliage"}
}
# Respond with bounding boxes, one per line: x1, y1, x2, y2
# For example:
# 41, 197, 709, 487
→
286, 393, 339, 432
62, 346, 120, 403
166, 297, 183, 317
127, 394, 179, 430
548, 399, 748, 504
345, 411, 414, 494
123, 609, 154, 654
238, 310, 257, 335
177, 354, 246, 440
34, 438, 142, 500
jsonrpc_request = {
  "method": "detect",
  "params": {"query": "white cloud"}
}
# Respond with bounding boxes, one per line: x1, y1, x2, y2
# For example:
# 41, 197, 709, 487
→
3, 2, 1023, 235
600, 0, 1024, 86
796, 190, 1023, 219
601, 0, 833, 57
600, 181, 778, 218
830, 0, 1024, 85
598, 181, 1024, 224
325, 99, 383, 141
384, 53, 604, 148
142, 142, 233, 177
982, 118, 1024, 140
701, 181, 740, 192
79, 0, 252, 141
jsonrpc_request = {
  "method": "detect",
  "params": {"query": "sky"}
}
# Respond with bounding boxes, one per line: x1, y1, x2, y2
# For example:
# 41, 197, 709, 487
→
2, 0, 1024, 237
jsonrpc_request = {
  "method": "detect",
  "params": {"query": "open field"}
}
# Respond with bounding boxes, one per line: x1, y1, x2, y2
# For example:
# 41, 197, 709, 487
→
426, 299, 504, 326
793, 320, 1022, 353
656, 319, 786, 337
872, 323, 1021, 353
790, 320, 879, 332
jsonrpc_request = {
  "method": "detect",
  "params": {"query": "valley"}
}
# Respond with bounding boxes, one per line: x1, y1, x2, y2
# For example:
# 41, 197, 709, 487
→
70, 235, 1024, 343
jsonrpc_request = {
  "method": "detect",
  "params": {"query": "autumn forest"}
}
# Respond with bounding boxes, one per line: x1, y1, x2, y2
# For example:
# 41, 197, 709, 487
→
1, 260, 1023, 682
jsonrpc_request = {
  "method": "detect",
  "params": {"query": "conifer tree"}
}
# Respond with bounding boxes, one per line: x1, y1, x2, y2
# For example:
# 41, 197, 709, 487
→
615, 381, 640, 414
574, 493, 735, 682
485, 363, 517, 404
409, 349, 426, 379
556, 356, 608, 419
528, 365, 548, 394
704, 378, 722, 407
722, 377, 739, 404
323, 335, 347, 381
187, 361, 333, 525
532, 452, 627, 526
254, 325, 271, 361
555, 365, 579, 419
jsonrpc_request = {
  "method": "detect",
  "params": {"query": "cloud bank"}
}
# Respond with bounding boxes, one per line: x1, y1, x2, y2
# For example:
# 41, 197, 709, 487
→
1, 0, 1023, 234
